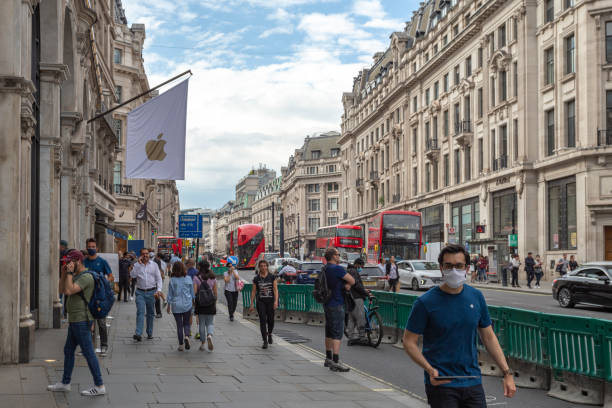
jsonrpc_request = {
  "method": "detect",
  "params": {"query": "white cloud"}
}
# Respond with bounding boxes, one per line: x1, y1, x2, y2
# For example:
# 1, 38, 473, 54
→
353, 0, 404, 32
260, 26, 294, 38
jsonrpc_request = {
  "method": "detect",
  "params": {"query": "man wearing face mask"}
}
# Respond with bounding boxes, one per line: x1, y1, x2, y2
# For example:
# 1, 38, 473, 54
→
345, 258, 371, 345
402, 244, 516, 408
83, 238, 112, 355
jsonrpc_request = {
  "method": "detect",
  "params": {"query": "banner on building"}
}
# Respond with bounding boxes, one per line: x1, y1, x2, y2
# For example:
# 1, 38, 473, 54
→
126, 79, 189, 180
135, 202, 147, 221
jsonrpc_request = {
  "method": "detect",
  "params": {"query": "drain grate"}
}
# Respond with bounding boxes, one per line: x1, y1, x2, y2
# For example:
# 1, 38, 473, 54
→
273, 329, 311, 344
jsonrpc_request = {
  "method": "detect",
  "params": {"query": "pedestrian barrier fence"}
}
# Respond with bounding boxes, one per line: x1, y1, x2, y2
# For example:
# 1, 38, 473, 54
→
212, 266, 228, 277
241, 283, 612, 399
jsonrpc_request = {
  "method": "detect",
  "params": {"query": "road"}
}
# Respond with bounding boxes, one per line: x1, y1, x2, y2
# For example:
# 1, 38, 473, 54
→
235, 269, 608, 408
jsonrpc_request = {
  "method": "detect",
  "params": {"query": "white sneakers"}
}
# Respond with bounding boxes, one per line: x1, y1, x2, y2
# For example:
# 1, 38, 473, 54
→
207, 335, 214, 351
47, 383, 106, 396
178, 344, 184, 351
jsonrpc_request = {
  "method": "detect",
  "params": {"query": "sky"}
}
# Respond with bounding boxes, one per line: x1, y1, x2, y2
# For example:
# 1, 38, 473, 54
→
120, 0, 418, 210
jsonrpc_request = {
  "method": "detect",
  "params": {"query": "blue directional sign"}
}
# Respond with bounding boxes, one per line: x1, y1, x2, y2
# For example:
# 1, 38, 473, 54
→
178, 214, 202, 238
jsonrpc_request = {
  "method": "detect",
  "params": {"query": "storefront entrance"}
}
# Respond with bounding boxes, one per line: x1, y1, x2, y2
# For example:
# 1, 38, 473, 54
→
605, 226, 612, 261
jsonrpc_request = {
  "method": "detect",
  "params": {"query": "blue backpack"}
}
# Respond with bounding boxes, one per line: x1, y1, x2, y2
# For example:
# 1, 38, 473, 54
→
78, 270, 115, 319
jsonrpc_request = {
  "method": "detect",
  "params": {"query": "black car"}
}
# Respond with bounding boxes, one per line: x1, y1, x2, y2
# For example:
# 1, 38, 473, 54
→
296, 261, 324, 284
552, 262, 612, 308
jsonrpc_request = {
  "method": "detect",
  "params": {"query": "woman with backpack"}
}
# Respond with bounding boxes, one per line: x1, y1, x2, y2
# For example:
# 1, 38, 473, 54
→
248, 259, 278, 349
193, 260, 217, 351
166, 261, 194, 351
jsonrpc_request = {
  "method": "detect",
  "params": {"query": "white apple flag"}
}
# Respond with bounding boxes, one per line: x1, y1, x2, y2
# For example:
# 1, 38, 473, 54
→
126, 79, 189, 180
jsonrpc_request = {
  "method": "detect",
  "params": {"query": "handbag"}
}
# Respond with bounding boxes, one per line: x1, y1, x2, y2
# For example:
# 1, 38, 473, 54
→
236, 279, 244, 291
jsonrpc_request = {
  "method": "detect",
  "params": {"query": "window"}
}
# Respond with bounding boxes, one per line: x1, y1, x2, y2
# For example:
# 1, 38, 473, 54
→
327, 182, 339, 192
113, 48, 122, 64
113, 162, 121, 185
491, 129, 496, 168
308, 199, 320, 211
607, 90, 612, 136
548, 176, 577, 250
157, 199, 161, 210
425, 121, 430, 142
465, 56, 472, 77
412, 128, 417, 153
513, 61, 518, 98
478, 47, 483, 68
499, 70, 507, 101
478, 88, 483, 118
412, 167, 418, 196
434, 81, 439, 99
331, 148, 340, 157
454, 65, 460, 85
565, 34, 575, 75
454, 103, 460, 133
498, 23, 506, 48
443, 35, 448, 46
513, 119, 519, 160
306, 166, 318, 175
114, 118, 122, 144
492, 189, 517, 237
413, 62, 417, 73
443, 73, 449, 92
327, 217, 338, 226
394, 137, 400, 160
327, 164, 337, 173
566, 100, 575, 147
465, 146, 471, 181
513, 17, 518, 41
545, 48, 554, 85
413, 96, 418, 113
434, 44, 438, 54
565, 0, 574, 8
443, 110, 449, 137
308, 217, 320, 233
489, 33, 495, 55
396, 108, 400, 123
307, 183, 320, 193
426, 163, 431, 192
490, 76, 496, 106
500, 124, 508, 165
425, 88, 430, 106
376, 127, 379, 141
424, 52, 429, 62
328, 197, 338, 211
607, 22, 612, 63
433, 159, 439, 190
464, 95, 471, 122
546, 109, 555, 156
454, 149, 461, 184
310, 150, 320, 160
453, 24, 459, 36
545, 0, 554, 23
115, 85, 122, 103
444, 154, 449, 187
433, 116, 438, 140
478, 138, 483, 173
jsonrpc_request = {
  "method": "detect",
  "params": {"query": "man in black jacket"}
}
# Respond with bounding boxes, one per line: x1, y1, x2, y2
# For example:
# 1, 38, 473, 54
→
524, 252, 535, 289
346, 258, 371, 345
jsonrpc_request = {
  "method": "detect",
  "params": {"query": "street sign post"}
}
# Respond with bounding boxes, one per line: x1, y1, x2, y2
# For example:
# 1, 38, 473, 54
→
179, 214, 203, 239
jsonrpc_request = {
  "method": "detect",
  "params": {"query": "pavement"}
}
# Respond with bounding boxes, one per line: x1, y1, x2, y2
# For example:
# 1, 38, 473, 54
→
0, 289, 426, 408
470, 278, 552, 295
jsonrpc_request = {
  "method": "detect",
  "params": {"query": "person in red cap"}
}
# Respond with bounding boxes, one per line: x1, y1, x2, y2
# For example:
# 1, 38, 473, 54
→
48, 249, 106, 396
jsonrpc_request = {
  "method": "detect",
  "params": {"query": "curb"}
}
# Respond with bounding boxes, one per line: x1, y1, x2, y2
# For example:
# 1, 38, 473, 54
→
471, 283, 551, 295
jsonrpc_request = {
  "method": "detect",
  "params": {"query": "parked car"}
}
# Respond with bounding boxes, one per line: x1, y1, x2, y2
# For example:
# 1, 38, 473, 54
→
296, 261, 324, 284
359, 264, 388, 290
552, 262, 612, 308
270, 257, 298, 275
397, 260, 442, 291
263, 252, 281, 263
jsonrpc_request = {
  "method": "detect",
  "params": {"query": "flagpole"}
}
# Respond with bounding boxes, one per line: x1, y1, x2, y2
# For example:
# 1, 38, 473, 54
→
87, 69, 192, 124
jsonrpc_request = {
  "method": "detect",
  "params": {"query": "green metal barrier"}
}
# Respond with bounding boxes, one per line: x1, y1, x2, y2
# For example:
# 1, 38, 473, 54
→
504, 308, 546, 365
544, 315, 602, 378
212, 266, 228, 277
282, 285, 310, 312
396, 294, 418, 330
242, 283, 253, 307
371, 290, 397, 328
596, 319, 612, 382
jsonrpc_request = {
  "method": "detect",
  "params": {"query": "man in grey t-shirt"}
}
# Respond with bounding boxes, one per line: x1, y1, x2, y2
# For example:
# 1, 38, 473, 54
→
556, 253, 569, 276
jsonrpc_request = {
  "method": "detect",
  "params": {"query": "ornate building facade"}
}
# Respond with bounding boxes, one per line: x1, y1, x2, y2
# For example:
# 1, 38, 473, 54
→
251, 176, 282, 252
340, 0, 612, 278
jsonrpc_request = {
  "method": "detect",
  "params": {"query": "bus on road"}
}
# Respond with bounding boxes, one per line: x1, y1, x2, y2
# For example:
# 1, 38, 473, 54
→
366, 210, 422, 264
157, 236, 181, 257
315, 224, 363, 263
227, 224, 265, 268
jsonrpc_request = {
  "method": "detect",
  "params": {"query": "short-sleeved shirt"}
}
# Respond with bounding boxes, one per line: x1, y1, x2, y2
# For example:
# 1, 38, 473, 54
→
65, 272, 94, 323
253, 273, 275, 300
187, 267, 198, 279
224, 271, 237, 292
83, 256, 112, 276
406, 285, 491, 388
324, 264, 348, 308
558, 258, 569, 273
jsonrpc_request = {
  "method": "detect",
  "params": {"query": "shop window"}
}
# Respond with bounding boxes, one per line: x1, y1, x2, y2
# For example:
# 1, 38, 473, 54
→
548, 177, 576, 250
492, 189, 517, 237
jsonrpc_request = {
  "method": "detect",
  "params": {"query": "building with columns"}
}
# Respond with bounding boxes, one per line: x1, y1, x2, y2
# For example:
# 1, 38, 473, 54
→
214, 200, 234, 254
280, 132, 343, 258
252, 176, 282, 253
340, 0, 612, 279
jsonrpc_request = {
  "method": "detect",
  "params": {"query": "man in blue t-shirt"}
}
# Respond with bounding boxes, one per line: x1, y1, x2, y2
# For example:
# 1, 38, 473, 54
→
322, 247, 354, 372
403, 244, 516, 408
83, 238, 113, 355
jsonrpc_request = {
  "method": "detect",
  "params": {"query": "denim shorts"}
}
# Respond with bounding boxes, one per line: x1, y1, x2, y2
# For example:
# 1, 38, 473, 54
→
324, 304, 345, 340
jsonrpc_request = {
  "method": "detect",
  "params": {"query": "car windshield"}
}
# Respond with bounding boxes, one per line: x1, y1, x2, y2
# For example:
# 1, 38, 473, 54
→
300, 263, 322, 271
361, 267, 384, 277
411, 262, 439, 270
337, 228, 361, 238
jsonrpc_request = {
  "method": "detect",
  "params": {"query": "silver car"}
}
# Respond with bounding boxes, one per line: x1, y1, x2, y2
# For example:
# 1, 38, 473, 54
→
397, 260, 442, 291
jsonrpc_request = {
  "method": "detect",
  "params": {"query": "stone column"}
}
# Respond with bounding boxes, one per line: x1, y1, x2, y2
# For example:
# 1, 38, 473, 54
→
38, 62, 66, 329
517, 171, 538, 262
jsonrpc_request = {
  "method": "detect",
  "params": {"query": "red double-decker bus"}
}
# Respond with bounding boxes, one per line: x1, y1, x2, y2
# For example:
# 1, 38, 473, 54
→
157, 236, 182, 256
315, 225, 363, 263
366, 210, 422, 264
227, 224, 265, 268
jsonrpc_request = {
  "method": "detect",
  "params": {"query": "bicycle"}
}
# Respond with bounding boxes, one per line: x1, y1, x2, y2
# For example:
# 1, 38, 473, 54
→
345, 296, 384, 348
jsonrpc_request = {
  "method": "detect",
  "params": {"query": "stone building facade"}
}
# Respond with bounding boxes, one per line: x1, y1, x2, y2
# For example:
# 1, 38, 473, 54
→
340, 0, 612, 279
280, 132, 343, 258
251, 177, 282, 252
214, 201, 234, 254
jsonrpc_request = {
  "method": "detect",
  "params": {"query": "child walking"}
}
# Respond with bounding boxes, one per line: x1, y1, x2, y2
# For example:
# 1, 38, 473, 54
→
167, 261, 194, 351
193, 260, 217, 351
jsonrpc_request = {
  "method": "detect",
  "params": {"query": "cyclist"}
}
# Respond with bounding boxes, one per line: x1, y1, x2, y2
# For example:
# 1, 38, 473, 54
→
345, 258, 371, 345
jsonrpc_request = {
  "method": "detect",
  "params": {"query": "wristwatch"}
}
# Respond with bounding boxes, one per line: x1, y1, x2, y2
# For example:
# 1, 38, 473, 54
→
502, 368, 513, 377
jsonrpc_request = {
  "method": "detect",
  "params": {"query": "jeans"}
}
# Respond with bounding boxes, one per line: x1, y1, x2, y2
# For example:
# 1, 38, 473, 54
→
346, 298, 366, 340
535, 271, 543, 286
477, 268, 487, 281
95, 318, 108, 347
135, 289, 155, 337
62, 321, 103, 386
198, 314, 215, 339
130, 279, 136, 296
511, 267, 519, 286
172, 310, 191, 345
425, 384, 486, 408
224, 290, 238, 318
257, 298, 275, 340
118, 279, 129, 301
526, 270, 535, 287
324, 304, 345, 340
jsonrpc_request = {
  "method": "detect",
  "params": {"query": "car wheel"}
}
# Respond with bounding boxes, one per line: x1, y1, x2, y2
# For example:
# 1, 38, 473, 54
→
558, 287, 575, 308
411, 278, 420, 291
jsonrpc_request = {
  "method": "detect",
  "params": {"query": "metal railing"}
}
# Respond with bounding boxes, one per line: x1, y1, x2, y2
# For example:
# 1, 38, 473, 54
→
493, 155, 508, 171
598, 129, 612, 146
425, 138, 439, 151
454, 120, 472, 135
114, 184, 133, 195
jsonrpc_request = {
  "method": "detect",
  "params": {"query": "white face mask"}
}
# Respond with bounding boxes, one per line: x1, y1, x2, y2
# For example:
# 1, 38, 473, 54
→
442, 268, 467, 289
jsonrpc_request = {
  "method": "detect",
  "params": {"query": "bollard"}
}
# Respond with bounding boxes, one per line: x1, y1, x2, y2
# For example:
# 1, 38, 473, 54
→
306, 312, 325, 326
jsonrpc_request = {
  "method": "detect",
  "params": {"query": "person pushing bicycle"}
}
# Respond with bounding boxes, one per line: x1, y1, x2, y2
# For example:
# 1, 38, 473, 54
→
345, 258, 371, 345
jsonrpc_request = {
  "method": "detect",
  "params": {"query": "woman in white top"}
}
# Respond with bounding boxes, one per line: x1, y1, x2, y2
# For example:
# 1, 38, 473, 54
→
223, 262, 240, 321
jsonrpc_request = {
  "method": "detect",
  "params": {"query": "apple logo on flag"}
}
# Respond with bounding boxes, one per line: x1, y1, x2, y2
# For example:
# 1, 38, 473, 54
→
146, 133, 167, 161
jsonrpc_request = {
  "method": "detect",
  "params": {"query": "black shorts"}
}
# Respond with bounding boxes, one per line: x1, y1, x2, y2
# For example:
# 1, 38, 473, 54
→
389, 278, 399, 287
324, 304, 345, 340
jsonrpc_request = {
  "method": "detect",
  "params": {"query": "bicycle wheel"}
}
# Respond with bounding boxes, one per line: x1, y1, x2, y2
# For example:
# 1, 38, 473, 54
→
367, 310, 383, 348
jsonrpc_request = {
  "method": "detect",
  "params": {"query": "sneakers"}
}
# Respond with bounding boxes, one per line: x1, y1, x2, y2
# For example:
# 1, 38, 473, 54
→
130, 296, 134, 301
200, 342, 206, 351
155, 313, 162, 318
324, 358, 332, 368
100, 346, 108, 355
195, 332, 200, 340
229, 316, 234, 322
133, 334, 142, 342
329, 360, 350, 372
184, 337, 190, 350
146, 334, 153, 340
47, 382, 71, 392
178, 344, 184, 351
207, 335, 214, 351
262, 340, 268, 349
80, 385, 106, 396
267, 334, 273, 344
